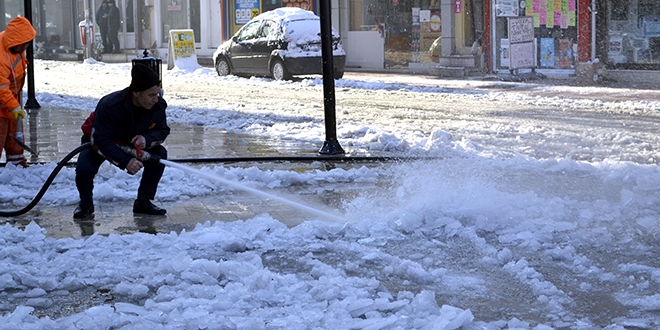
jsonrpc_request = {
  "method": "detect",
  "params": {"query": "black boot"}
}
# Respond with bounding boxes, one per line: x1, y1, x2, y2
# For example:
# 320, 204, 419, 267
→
73, 205, 95, 219
133, 200, 166, 215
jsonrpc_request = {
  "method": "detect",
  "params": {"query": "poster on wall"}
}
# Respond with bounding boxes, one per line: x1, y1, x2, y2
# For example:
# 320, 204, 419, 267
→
167, 0, 181, 11
645, 21, 660, 36
496, 0, 519, 17
524, 0, 576, 28
235, 0, 261, 26
540, 38, 555, 67
430, 11, 441, 32
557, 38, 573, 68
546, 0, 554, 28
420, 10, 431, 33
411, 8, 421, 63
500, 38, 510, 67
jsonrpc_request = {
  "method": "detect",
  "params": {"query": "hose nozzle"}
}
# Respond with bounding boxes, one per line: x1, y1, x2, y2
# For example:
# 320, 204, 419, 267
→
117, 145, 160, 162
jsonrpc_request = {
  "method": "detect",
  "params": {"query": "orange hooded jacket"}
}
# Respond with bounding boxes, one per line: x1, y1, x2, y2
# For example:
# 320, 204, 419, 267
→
0, 17, 36, 120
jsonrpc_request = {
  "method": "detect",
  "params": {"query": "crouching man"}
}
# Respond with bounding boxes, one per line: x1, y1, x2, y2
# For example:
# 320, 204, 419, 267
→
74, 64, 170, 218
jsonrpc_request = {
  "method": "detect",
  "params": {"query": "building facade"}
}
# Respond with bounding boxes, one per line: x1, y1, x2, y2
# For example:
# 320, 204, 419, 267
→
1, 0, 222, 59
603, 0, 660, 70
1, 0, 659, 73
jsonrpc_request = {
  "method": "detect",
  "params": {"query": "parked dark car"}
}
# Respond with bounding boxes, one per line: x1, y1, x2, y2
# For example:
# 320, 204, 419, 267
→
212, 7, 346, 80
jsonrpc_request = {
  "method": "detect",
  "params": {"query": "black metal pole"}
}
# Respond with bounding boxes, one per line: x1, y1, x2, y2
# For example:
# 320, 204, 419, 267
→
318, 0, 344, 155
0, 2, 5, 28
23, 0, 40, 109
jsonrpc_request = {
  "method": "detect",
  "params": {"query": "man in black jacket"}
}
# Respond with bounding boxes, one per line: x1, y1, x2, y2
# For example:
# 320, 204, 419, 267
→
107, 0, 121, 53
74, 64, 170, 218
95, 0, 109, 53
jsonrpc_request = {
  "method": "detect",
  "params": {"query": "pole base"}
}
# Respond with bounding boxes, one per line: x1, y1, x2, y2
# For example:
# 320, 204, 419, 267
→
25, 98, 41, 109
319, 139, 345, 155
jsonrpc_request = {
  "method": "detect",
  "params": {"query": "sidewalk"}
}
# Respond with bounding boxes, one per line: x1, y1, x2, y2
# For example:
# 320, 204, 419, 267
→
343, 69, 660, 102
2, 105, 387, 239
3, 73, 658, 239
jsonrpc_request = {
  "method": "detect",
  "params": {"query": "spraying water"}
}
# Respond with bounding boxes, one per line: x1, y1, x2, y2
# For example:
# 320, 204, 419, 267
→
159, 159, 345, 222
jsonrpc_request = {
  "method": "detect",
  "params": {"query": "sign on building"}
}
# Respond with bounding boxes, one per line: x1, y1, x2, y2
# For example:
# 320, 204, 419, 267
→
234, 0, 261, 33
507, 16, 536, 70
168, 29, 201, 70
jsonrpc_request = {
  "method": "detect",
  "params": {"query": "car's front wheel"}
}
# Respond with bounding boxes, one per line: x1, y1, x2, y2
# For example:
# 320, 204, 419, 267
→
215, 57, 231, 76
270, 59, 291, 81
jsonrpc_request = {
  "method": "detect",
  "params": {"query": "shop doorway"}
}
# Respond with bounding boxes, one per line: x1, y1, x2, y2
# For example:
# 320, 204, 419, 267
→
344, 0, 386, 69
491, 0, 577, 72
162, 0, 202, 45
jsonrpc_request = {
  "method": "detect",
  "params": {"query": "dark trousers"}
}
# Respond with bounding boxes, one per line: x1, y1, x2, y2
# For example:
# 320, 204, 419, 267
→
108, 27, 120, 53
99, 27, 109, 52
75, 145, 167, 208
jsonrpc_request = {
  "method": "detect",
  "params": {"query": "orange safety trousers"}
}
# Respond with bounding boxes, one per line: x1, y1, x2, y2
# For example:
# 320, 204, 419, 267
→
0, 117, 25, 165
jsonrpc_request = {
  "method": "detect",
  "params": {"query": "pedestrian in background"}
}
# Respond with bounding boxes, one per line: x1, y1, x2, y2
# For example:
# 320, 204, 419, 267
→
95, 0, 110, 53
107, 0, 121, 53
0, 17, 36, 168
74, 64, 170, 219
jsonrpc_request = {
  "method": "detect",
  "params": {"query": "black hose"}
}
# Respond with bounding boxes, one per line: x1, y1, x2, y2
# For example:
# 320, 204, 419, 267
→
165, 155, 439, 163
0, 143, 90, 217
3, 155, 440, 166
0, 142, 437, 217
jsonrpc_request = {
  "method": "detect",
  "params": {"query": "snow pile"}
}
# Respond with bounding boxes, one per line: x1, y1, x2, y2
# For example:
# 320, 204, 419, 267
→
1, 60, 660, 329
1, 218, 476, 329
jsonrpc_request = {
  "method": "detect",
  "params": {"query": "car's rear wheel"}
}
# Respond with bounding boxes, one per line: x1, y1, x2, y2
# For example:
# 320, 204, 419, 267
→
215, 57, 230, 76
334, 69, 344, 79
270, 59, 291, 81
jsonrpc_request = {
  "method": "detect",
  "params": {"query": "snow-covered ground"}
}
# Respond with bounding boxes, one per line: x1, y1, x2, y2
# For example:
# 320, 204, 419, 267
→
1, 58, 660, 329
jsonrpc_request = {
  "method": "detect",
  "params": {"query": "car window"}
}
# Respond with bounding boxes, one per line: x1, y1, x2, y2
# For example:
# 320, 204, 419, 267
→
237, 21, 260, 42
259, 21, 272, 38
284, 19, 323, 43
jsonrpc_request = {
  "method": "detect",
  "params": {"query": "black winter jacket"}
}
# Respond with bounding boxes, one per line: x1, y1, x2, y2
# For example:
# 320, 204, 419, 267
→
89, 87, 169, 169
95, 6, 108, 30
107, 5, 121, 30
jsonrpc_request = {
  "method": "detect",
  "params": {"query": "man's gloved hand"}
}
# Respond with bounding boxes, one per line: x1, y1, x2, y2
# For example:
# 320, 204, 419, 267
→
11, 107, 25, 120
126, 158, 144, 175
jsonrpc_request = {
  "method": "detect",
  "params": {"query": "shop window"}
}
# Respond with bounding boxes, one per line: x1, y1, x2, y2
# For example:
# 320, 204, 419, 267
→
1, 0, 25, 28
639, 0, 660, 15
607, 0, 660, 68
495, 0, 577, 70
639, 1, 660, 29
162, 0, 188, 43
349, 0, 446, 67
263, 0, 284, 13
43, 0, 75, 50
125, 0, 134, 33
349, 0, 380, 32
611, 0, 629, 21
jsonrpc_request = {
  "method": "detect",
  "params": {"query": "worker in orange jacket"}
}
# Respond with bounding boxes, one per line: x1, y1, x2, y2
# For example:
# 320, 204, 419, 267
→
0, 16, 36, 167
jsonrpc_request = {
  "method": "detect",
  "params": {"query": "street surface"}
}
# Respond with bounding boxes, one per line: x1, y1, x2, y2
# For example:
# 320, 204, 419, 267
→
7, 61, 660, 328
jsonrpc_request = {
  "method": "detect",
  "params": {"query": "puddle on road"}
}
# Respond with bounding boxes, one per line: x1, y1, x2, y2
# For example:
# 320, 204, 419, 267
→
2, 111, 391, 239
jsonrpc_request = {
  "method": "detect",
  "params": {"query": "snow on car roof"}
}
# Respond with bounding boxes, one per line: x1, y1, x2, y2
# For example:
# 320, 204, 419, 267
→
256, 7, 341, 42
255, 7, 319, 22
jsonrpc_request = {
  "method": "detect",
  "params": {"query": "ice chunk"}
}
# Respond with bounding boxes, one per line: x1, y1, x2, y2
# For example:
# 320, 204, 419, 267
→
423, 305, 474, 330
113, 302, 147, 315
347, 298, 375, 317
0, 273, 17, 290
25, 298, 53, 308
26, 288, 47, 298
115, 281, 150, 299
497, 248, 513, 264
